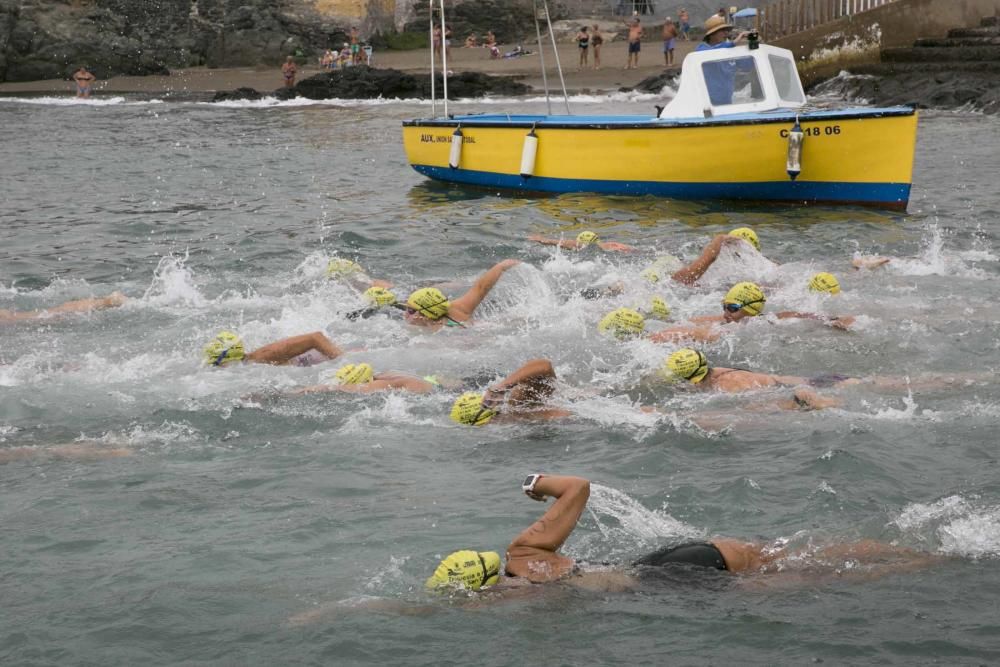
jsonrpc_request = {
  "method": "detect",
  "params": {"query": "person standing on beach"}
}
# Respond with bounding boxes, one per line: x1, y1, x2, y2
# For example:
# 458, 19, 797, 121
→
281, 56, 297, 88
590, 25, 604, 69
625, 17, 643, 69
350, 27, 361, 64
72, 67, 96, 98
662, 17, 678, 66
678, 8, 690, 39
433, 25, 443, 60
576, 26, 590, 69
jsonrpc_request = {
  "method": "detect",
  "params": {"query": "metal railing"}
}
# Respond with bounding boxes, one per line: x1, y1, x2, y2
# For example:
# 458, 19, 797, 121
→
758, 0, 898, 41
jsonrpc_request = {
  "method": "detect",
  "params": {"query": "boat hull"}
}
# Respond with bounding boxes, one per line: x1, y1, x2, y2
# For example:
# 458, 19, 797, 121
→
402, 109, 918, 209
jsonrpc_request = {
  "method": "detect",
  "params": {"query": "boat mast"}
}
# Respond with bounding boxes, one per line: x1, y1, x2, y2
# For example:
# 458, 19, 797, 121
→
532, 0, 552, 114
439, 0, 449, 116
541, 0, 571, 114
428, 0, 436, 116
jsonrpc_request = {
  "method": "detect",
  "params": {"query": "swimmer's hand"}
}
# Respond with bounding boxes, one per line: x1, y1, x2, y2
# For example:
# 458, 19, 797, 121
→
829, 316, 855, 330
852, 256, 891, 270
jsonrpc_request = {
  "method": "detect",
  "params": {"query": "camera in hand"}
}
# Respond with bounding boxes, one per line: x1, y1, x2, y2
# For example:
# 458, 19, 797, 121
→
748, 30, 760, 50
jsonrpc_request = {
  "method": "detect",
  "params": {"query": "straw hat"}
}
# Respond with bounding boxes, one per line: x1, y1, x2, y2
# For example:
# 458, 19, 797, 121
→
703, 14, 733, 37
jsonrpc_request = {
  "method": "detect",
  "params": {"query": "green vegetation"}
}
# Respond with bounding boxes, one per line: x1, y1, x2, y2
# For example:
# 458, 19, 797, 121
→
380, 31, 430, 51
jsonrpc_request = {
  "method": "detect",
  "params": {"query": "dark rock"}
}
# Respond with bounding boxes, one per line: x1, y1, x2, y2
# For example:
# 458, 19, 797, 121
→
808, 67, 1000, 114
259, 65, 530, 100
211, 87, 264, 102
632, 70, 679, 93
882, 45, 1000, 63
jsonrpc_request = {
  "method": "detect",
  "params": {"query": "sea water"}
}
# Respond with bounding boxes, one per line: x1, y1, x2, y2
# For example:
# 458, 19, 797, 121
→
1, 91, 1000, 665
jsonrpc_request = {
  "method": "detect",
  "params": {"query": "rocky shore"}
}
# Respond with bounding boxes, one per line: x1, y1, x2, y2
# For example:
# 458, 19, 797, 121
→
211, 66, 530, 101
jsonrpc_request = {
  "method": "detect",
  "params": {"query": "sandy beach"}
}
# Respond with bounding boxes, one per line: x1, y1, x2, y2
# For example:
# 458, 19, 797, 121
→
0, 38, 697, 97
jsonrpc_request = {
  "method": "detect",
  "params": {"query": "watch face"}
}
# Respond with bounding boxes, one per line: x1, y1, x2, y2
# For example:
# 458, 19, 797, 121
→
522, 475, 536, 488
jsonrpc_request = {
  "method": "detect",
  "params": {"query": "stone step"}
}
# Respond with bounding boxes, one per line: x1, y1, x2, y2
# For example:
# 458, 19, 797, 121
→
982, 15, 999, 27
881, 45, 1000, 62
852, 60, 1000, 76
948, 26, 1000, 38
916, 36, 1000, 47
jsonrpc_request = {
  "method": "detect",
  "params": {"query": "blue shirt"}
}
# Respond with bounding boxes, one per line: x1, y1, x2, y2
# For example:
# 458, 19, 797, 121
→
696, 41, 741, 105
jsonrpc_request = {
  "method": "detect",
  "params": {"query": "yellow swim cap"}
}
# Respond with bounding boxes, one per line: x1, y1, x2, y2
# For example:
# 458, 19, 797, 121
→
808, 272, 841, 295
334, 362, 374, 385
450, 392, 496, 426
203, 330, 245, 366
648, 296, 671, 321
425, 550, 502, 591
364, 286, 397, 307
723, 282, 766, 316
576, 230, 599, 246
407, 287, 450, 320
640, 267, 662, 284
326, 258, 364, 279
598, 307, 646, 340
662, 348, 710, 384
729, 227, 761, 251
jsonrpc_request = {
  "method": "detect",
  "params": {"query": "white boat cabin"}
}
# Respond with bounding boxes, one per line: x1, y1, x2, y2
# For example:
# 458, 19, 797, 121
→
658, 43, 806, 119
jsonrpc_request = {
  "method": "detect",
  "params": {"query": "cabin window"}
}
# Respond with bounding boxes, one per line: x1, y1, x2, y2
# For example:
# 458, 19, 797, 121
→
769, 54, 805, 104
701, 57, 764, 107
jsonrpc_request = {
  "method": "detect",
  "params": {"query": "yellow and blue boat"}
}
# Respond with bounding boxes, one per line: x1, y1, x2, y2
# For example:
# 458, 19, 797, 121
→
402, 43, 917, 210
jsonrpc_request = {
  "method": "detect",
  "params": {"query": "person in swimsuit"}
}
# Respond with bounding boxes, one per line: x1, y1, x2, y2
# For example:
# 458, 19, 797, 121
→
72, 67, 96, 98
202, 330, 343, 368
425, 474, 945, 593
647, 281, 855, 344
281, 56, 297, 88
678, 8, 690, 39
449, 358, 573, 425
624, 17, 643, 69
576, 26, 590, 69
1, 291, 127, 324
662, 18, 678, 66
590, 25, 603, 69
401, 259, 521, 329
528, 230, 636, 253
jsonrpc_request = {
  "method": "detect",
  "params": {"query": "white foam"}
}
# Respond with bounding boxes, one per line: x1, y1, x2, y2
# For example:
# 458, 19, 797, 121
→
0, 96, 162, 107
141, 254, 207, 308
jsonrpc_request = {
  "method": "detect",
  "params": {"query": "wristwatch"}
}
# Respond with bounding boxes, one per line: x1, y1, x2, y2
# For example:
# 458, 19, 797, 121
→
522, 474, 543, 495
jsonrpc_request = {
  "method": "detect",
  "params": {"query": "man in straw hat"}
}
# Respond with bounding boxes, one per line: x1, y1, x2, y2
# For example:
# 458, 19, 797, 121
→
696, 14, 753, 105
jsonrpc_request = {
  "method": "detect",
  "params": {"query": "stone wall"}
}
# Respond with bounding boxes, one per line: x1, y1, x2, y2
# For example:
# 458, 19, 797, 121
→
770, 0, 1000, 85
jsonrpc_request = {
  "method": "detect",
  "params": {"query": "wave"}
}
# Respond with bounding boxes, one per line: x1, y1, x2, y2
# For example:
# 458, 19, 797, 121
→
0, 96, 163, 107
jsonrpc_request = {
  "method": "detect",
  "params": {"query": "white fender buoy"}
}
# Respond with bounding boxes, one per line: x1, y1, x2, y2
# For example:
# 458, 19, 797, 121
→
786, 116, 804, 181
448, 126, 463, 170
519, 127, 538, 179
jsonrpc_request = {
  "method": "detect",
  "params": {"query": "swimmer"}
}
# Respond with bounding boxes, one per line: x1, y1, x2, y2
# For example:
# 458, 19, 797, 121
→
403, 259, 521, 328
293, 362, 437, 395
203, 330, 343, 367
671, 229, 763, 286
450, 358, 573, 425
0, 291, 127, 324
647, 281, 854, 344
291, 474, 949, 622
528, 230, 637, 253
325, 258, 393, 290
424, 474, 947, 593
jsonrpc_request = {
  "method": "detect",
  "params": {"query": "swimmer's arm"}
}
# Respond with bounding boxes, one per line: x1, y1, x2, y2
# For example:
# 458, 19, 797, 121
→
507, 475, 590, 554
852, 256, 892, 270
371, 372, 436, 393
39, 292, 128, 317
528, 234, 580, 250
246, 332, 343, 365
774, 311, 855, 330
647, 325, 719, 343
671, 234, 735, 285
488, 358, 556, 408
596, 241, 638, 253
448, 259, 521, 321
